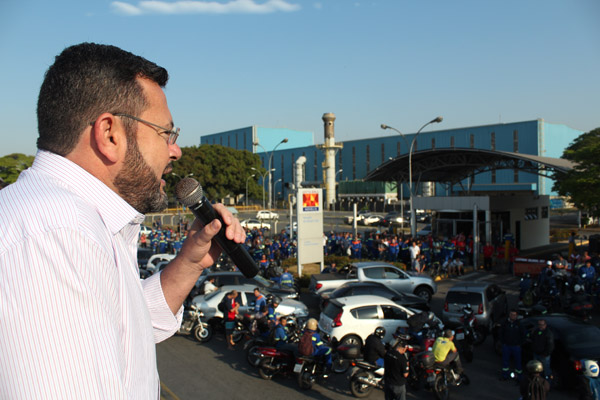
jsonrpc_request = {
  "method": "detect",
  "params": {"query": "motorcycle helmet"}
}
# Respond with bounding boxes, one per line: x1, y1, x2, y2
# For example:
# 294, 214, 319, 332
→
265, 294, 274, 303
462, 304, 473, 316
582, 360, 600, 377
574, 284, 583, 294
306, 318, 318, 331
526, 360, 543, 374
374, 326, 386, 339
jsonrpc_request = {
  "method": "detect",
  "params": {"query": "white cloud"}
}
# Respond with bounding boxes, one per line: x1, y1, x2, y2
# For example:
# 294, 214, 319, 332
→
111, 0, 301, 15
313, 2, 322, 10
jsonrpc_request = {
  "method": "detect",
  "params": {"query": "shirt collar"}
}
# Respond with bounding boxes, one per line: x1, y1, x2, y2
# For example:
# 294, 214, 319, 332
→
32, 150, 145, 234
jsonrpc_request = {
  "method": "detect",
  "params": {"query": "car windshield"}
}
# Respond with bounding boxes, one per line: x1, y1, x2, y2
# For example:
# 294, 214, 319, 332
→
330, 286, 349, 298
205, 288, 222, 301
563, 325, 600, 349
253, 274, 273, 288
446, 291, 483, 306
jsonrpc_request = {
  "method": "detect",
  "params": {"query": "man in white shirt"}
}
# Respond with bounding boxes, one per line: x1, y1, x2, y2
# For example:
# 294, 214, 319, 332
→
409, 241, 421, 271
0, 43, 245, 399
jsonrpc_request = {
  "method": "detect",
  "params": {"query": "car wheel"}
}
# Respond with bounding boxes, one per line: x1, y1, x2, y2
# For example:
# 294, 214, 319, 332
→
414, 286, 433, 303
340, 334, 362, 349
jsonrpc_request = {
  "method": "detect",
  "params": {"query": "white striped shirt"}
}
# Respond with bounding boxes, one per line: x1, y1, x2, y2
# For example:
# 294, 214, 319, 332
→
0, 150, 182, 399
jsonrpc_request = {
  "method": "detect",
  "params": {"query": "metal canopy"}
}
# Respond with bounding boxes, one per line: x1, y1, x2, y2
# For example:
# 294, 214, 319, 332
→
364, 148, 574, 184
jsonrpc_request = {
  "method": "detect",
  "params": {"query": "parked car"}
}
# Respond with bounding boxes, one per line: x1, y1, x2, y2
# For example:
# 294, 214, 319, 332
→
359, 214, 385, 226
320, 281, 429, 312
518, 314, 600, 389
442, 282, 508, 333
344, 210, 370, 225
416, 224, 432, 237
317, 295, 441, 348
192, 284, 308, 323
285, 222, 298, 236
196, 271, 298, 299
256, 210, 279, 220
145, 253, 175, 273
309, 261, 437, 302
240, 219, 271, 231
139, 225, 153, 236
381, 211, 405, 227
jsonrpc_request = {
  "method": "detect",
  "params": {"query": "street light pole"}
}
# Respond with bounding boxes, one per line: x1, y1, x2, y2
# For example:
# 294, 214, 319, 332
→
251, 167, 274, 210
246, 174, 256, 207
381, 116, 443, 237
273, 178, 282, 208
253, 138, 288, 210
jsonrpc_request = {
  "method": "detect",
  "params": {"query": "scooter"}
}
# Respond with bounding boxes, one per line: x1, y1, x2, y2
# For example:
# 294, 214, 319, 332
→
177, 304, 213, 343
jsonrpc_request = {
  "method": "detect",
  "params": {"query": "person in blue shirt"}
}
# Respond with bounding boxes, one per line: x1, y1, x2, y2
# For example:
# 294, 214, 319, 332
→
171, 233, 183, 255
157, 235, 168, 254
280, 267, 294, 288
273, 316, 296, 352
580, 261, 596, 288
305, 318, 332, 372
266, 295, 281, 327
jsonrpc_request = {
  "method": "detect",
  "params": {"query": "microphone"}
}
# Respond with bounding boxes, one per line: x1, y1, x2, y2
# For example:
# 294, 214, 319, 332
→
175, 177, 258, 278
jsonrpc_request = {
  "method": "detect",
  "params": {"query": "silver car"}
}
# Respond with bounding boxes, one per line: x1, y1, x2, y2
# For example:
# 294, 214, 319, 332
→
192, 284, 308, 323
441, 282, 508, 333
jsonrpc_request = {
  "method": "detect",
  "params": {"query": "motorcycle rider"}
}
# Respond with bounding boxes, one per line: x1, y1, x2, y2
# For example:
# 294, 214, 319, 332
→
266, 295, 281, 326
253, 288, 268, 333
519, 360, 549, 400
272, 316, 297, 353
364, 327, 387, 367
432, 329, 465, 379
203, 277, 217, 295
383, 337, 410, 400
305, 318, 332, 375
499, 309, 525, 381
579, 359, 600, 400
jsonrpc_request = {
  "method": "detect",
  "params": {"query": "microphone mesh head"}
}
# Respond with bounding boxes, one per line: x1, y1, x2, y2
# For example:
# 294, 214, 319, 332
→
175, 177, 204, 207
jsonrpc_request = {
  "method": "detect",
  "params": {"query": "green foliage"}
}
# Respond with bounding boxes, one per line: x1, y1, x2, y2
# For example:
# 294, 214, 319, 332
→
553, 128, 600, 218
0, 153, 34, 184
166, 145, 264, 201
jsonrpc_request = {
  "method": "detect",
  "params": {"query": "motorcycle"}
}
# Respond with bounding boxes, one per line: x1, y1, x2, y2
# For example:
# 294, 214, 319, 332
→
408, 348, 468, 400
256, 346, 297, 380
244, 315, 305, 367
445, 305, 483, 362
348, 359, 384, 398
295, 354, 331, 390
177, 304, 213, 343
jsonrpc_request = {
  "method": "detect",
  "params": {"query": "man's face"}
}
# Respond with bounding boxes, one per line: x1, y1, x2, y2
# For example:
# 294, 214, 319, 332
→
509, 311, 517, 321
114, 78, 181, 214
538, 320, 546, 330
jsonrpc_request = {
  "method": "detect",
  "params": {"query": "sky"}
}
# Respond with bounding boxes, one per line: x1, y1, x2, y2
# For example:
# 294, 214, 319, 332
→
1, 0, 599, 157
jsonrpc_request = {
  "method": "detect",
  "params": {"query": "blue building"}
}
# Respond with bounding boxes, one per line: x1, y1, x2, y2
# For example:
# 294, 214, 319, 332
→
201, 119, 582, 204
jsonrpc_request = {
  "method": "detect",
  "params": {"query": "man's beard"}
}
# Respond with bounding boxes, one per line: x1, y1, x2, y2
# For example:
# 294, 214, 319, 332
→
114, 135, 168, 214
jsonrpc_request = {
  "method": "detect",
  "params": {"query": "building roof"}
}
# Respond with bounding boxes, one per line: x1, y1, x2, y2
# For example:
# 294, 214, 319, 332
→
364, 148, 575, 185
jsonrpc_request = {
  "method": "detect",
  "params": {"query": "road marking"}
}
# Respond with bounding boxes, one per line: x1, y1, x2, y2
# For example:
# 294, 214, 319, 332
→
160, 382, 180, 400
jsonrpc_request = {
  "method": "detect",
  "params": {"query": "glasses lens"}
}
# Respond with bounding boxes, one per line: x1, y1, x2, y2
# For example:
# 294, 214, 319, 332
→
169, 128, 180, 145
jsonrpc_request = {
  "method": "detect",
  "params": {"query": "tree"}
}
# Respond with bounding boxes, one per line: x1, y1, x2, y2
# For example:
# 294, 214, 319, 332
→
0, 153, 34, 185
553, 127, 600, 218
167, 145, 264, 203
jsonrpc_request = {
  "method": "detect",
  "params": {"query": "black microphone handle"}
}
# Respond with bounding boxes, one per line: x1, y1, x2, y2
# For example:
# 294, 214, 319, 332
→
188, 198, 258, 278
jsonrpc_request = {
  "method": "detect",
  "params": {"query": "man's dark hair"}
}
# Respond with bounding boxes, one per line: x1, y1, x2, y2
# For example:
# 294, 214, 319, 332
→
37, 42, 169, 155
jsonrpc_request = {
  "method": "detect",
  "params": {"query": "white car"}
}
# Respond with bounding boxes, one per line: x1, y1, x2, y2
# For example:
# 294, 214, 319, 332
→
139, 225, 152, 236
146, 253, 175, 273
285, 222, 298, 236
192, 284, 308, 322
344, 210, 370, 225
318, 294, 441, 348
256, 210, 279, 220
240, 219, 271, 230
360, 214, 385, 226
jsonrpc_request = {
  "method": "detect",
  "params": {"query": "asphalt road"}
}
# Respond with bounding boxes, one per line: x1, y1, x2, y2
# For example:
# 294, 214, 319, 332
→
156, 270, 579, 400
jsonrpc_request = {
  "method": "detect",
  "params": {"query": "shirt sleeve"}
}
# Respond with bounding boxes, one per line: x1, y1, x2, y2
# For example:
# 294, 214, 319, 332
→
142, 271, 183, 343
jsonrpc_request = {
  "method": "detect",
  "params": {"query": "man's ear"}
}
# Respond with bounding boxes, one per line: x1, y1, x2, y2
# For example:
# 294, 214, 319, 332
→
90, 113, 126, 163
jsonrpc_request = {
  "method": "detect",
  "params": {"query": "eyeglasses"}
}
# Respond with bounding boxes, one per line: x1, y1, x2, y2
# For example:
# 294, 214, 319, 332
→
114, 113, 180, 145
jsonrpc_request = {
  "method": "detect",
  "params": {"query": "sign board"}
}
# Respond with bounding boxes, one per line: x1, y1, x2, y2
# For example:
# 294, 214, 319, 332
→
296, 188, 324, 276
513, 257, 547, 276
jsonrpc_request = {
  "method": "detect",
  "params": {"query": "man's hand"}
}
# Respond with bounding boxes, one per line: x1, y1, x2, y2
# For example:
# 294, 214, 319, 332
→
177, 203, 246, 272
